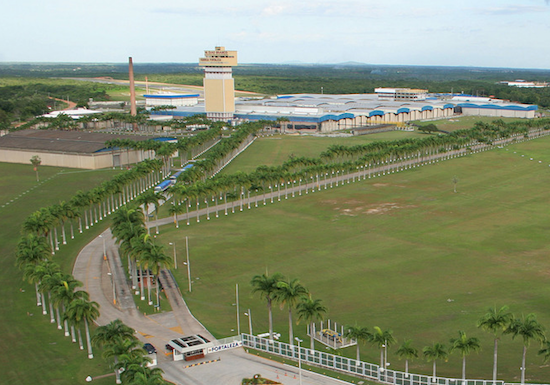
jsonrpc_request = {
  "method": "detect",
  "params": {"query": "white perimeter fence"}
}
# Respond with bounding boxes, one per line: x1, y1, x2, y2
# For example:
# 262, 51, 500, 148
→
241, 334, 506, 385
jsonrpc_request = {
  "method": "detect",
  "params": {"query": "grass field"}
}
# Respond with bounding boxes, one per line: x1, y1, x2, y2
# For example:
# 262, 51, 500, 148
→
158, 135, 550, 383
413, 116, 526, 132
222, 131, 425, 174
0, 163, 122, 385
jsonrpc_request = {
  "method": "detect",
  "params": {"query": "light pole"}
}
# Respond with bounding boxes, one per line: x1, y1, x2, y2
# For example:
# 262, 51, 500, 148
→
295, 337, 303, 385
99, 234, 106, 260
169, 242, 177, 269
184, 236, 191, 292
244, 309, 253, 335
236, 283, 240, 335
107, 272, 116, 305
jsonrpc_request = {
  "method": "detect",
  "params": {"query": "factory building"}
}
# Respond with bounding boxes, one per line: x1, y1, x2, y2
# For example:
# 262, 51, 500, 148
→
147, 45, 538, 132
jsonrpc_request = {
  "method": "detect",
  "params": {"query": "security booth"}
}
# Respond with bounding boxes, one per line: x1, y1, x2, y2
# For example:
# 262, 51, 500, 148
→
167, 335, 214, 362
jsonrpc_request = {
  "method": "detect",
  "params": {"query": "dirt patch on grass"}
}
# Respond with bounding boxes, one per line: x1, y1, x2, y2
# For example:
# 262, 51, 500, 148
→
364, 202, 416, 215
373, 183, 389, 187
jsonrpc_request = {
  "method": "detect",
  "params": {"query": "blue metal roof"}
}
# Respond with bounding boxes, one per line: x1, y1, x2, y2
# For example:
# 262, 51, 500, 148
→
458, 103, 538, 111
144, 94, 200, 99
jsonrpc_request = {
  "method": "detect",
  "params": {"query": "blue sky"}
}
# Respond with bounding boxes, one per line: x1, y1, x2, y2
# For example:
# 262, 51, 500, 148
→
2, 0, 549, 69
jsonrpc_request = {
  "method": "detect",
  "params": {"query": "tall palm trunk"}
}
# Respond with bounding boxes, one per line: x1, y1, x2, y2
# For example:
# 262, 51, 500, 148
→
48, 292, 55, 323
521, 345, 527, 385
77, 327, 84, 350
288, 308, 294, 347
492, 338, 499, 384
267, 298, 273, 341
84, 319, 93, 359
35, 283, 41, 306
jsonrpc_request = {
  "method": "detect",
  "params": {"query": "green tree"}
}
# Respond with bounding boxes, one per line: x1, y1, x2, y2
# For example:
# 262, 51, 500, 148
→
64, 298, 100, 359
30, 155, 41, 182
505, 313, 546, 385
251, 272, 285, 341
449, 331, 481, 379
477, 305, 513, 383
275, 278, 309, 347
395, 339, 418, 377
370, 326, 396, 370
423, 343, 448, 379
296, 297, 328, 350
344, 325, 372, 361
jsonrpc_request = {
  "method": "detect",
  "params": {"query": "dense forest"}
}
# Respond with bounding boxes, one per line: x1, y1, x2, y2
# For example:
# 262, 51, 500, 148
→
0, 79, 115, 129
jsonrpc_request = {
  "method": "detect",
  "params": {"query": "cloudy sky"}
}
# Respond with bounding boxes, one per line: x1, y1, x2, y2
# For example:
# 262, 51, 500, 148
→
1, 0, 549, 69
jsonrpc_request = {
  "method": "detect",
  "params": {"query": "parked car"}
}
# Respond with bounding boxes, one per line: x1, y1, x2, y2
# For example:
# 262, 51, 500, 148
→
143, 343, 157, 354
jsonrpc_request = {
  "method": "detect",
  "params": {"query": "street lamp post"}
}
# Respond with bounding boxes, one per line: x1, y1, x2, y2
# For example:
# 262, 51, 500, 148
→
169, 242, 177, 269
244, 309, 253, 335
236, 283, 240, 335
99, 234, 106, 260
295, 337, 303, 385
185, 236, 191, 292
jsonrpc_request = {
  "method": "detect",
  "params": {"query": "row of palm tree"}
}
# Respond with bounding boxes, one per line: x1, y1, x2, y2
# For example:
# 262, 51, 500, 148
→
342, 306, 549, 384
160, 120, 550, 232
105, 121, 223, 167
111, 206, 172, 310
20, 158, 164, 256
92, 319, 167, 385
15, 233, 100, 359
250, 273, 328, 351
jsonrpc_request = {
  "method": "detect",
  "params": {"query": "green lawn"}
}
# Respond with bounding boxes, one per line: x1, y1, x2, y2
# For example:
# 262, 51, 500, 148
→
413, 116, 527, 132
222, 131, 425, 174
0, 163, 121, 385
158, 135, 550, 382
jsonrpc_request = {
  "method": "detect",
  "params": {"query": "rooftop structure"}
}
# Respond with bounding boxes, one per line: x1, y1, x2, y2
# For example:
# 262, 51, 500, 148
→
151, 92, 537, 133
144, 93, 200, 107
499, 80, 548, 88
375, 87, 428, 101
0, 130, 156, 169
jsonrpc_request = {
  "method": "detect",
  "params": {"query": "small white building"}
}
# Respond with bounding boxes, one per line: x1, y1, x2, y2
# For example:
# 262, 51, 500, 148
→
144, 93, 200, 107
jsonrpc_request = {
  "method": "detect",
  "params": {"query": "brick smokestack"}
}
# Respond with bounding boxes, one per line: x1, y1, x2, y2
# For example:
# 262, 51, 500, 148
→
129, 57, 137, 117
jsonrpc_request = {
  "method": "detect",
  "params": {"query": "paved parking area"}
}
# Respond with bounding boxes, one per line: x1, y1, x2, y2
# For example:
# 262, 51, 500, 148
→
161, 348, 351, 385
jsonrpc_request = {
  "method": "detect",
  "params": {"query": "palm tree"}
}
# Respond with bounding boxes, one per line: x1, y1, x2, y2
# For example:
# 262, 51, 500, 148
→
15, 234, 51, 306
136, 189, 160, 235
449, 331, 481, 379
344, 325, 371, 361
477, 305, 513, 383
116, 352, 156, 384
126, 370, 167, 385
395, 339, 418, 377
423, 342, 448, 380
370, 326, 396, 370
65, 298, 100, 359
505, 313, 546, 385
98, 332, 140, 384
51, 275, 87, 340
537, 340, 550, 364
140, 243, 172, 309
251, 272, 285, 341
30, 155, 42, 181
275, 278, 309, 347
92, 319, 135, 348
296, 297, 328, 350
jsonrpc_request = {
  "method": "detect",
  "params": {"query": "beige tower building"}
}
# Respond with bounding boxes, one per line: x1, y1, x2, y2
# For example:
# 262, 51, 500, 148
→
199, 46, 238, 120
